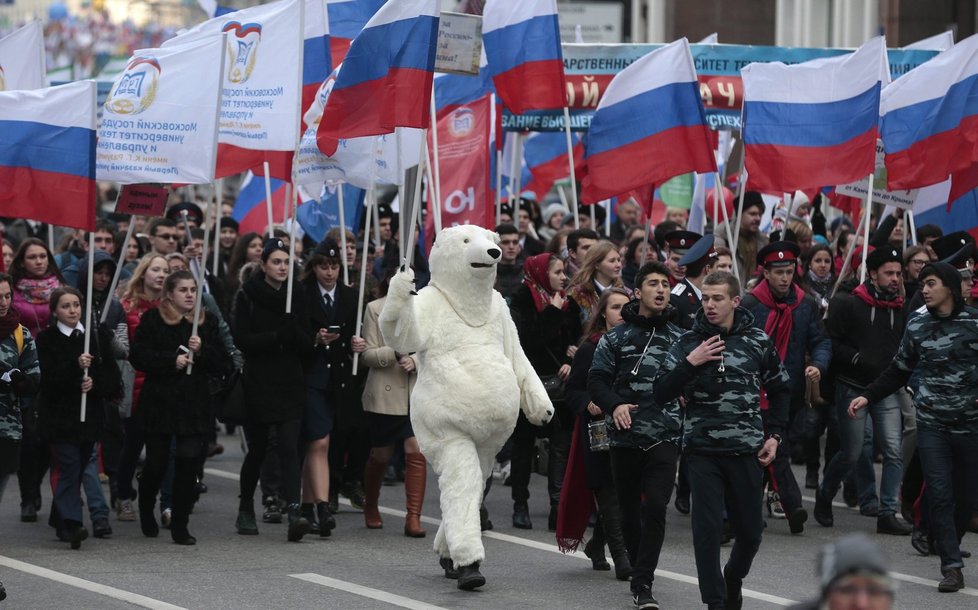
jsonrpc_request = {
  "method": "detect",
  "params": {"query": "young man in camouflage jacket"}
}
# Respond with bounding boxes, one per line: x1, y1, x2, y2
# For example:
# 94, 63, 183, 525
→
654, 271, 791, 610
588, 261, 684, 610
850, 262, 978, 594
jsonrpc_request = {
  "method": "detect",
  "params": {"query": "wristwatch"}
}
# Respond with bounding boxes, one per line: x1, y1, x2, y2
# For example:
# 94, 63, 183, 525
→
766, 433, 783, 446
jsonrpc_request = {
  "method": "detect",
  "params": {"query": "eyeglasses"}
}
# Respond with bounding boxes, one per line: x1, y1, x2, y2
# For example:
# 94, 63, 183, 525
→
910, 258, 929, 266
156, 234, 179, 241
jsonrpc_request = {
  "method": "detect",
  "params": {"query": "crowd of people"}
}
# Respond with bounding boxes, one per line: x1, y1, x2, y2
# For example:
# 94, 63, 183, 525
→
0, 187, 976, 609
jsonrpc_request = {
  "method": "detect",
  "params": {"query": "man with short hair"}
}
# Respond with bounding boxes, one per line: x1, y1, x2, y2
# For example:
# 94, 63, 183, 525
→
654, 271, 791, 610
494, 224, 523, 301
717, 192, 768, 288
516, 200, 545, 257
741, 241, 831, 535
589, 261, 684, 609
58, 220, 118, 285
565, 228, 598, 277
661, 230, 699, 286
849, 262, 978, 593
610, 198, 641, 244
816, 247, 912, 536
147, 218, 180, 255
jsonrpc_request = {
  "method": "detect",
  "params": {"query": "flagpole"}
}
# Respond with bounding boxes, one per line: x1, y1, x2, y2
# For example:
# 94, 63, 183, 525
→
397, 130, 406, 262
424, 160, 439, 233
907, 209, 918, 245
79, 230, 96, 423
859, 173, 873, 284
731, 167, 748, 265
514, 132, 525, 204
832, 210, 867, 299
351, 183, 374, 377
286, 180, 299, 313
213, 179, 223, 277
491, 94, 502, 224
47, 225, 56, 260
508, 133, 519, 210
284, 182, 292, 228
715, 172, 741, 283
562, 106, 580, 230
372, 198, 381, 251
263, 161, 275, 238
429, 82, 443, 234
604, 199, 611, 238
639, 215, 651, 267
101, 218, 134, 324
187, 196, 213, 376
337, 184, 350, 286
405, 130, 428, 270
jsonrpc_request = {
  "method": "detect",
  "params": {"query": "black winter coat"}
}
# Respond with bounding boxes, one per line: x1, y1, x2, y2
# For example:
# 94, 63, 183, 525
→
232, 272, 313, 423
509, 284, 581, 377
301, 277, 362, 407
130, 308, 226, 435
36, 325, 120, 444
564, 338, 612, 488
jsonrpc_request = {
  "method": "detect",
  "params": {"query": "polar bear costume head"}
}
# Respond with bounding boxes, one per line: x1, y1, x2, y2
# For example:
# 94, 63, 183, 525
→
427, 225, 501, 327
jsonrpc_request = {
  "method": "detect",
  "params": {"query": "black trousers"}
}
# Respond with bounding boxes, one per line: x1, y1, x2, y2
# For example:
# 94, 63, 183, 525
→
141, 433, 204, 534
610, 443, 679, 592
509, 413, 538, 504
241, 420, 301, 506
547, 409, 574, 507
17, 400, 49, 507
688, 453, 765, 607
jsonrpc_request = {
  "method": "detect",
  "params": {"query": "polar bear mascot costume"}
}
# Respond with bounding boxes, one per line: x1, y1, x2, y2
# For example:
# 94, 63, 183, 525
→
379, 224, 554, 590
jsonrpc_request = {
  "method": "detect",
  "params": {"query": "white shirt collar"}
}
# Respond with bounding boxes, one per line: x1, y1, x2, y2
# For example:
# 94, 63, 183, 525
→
594, 279, 609, 293
688, 280, 702, 300
319, 284, 336, 302
57, 321, 85, 337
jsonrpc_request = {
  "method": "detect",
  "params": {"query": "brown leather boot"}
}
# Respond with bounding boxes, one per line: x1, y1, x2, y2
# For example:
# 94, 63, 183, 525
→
363, 455, 386, 529
403, 453, 427, 538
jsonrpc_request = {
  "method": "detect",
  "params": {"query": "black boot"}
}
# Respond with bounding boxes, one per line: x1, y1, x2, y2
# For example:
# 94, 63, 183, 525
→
301, 503, 319, 535
813, 487, 833, 527
512, 501, 532, 529
939, 568, 964, 592
596, 487, 631, 581
877, 514, 912, 536
137, 473, 160, 538
236, 499, 259, 535
170, 457, 197, 545
479, 504, 493, 531
286, 503, 311, 542
317, 502, 335, 537
439, 557, 459, 579
583, 517, 611, 571
65, 520, 88, 550
457, 562, 486, 590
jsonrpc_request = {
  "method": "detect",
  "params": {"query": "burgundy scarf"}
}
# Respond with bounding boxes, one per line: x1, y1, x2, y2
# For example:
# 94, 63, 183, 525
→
556, 415, 593, 552
523, 253, 567, 313
751, 280, 805, 360
852, 282, 904, 309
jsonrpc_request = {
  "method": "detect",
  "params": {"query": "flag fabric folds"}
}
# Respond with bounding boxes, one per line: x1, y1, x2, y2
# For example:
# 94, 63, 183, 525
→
482, 0, 566, 114
197, 0, 235, 18
741, 36, 888, 193
326, 0, 386, 67
163, 0, 303, 180
232, 170, 287, 235
581, 38, 716, 204
96, 37, 225, 185
0, 81, 97, 231
317, 0, 439, 156
881, 33, 978, 190
296, 182, 365, 243
523, 131, 585, 200
0, 21, 46, 92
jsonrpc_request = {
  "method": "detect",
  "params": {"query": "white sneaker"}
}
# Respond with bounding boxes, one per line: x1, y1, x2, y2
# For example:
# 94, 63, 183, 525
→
117, 499, 136, 522
161, 508, 172, 529
767, 490, 786, 519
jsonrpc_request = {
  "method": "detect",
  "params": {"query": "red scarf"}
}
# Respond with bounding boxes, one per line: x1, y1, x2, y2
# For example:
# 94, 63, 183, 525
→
751, 280, 805, 361
852, 282, 904, 309
522, 253, 567, 313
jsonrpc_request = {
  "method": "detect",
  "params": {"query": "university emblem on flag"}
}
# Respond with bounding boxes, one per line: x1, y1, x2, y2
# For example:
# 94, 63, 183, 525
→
105, 57, 162, 115
449, 107, 474, 137
222, 21, 262, 84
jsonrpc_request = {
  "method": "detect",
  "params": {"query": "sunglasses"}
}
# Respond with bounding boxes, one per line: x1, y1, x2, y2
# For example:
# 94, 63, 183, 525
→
157, 234, 179, 241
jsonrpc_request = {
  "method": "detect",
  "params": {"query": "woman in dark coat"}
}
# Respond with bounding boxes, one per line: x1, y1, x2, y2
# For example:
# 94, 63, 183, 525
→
232, 239, 313, 541
36, 287, 120, 549
130, 270, 227, 545
508, 253, 581, 530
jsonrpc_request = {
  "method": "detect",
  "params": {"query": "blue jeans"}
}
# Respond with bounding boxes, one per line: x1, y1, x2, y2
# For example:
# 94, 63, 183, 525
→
916, 424, 978, 570
820, 385, 904, 517
82, 445, 109, 520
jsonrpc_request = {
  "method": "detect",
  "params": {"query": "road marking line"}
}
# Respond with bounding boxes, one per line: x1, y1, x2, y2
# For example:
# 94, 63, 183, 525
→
888, 571, 978, 597
204, 467, 239, 481
290, 573, 448, 610
0, 555, 187, 610
206, 467, 794, 605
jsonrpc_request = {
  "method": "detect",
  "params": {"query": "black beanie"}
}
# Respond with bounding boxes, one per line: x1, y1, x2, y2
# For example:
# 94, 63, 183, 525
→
919, 262, 964, 313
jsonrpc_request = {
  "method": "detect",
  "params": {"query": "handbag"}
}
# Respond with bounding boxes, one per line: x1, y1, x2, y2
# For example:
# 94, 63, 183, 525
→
215, 369, 247, 425
538, 348, 566, 405
587, 419, 610, 452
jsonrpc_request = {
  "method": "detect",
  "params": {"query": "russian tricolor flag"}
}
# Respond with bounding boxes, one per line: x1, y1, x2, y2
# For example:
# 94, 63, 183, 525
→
581, 39, 716, 204
913, 179, 978, 242
881, 34, 978, 190
483, 0, 566, 114
326, 0, 386, 67
317, 0, 439, 157
742, 37, 888, 194
232, 171, 288, 236
0, 81, 97, 231
523, 132, 585, 200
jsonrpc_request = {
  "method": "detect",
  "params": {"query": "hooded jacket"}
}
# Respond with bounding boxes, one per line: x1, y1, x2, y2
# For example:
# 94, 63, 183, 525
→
587, 300, 684, 448
862, 262, 978, 435
653, 307, 791, 455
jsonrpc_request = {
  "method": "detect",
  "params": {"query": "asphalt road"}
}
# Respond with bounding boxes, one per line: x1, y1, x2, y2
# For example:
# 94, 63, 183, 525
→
1, 433, 975, 610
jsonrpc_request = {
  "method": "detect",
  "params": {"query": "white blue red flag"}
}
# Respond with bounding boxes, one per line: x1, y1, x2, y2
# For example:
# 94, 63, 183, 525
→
0, 21, 45, 92
326, 0, 386, 67
912, 179, 978, 241
197, 0, 235, 18
232, 170, 287, 235
164, 0, 305, 180
741, 37, 888, 193
581, 39, 716, 204
317, 0, 439, 156
523, 131, 585, 200
0, 81, 97, 231
482, 0, 566, 114
881, 34, 978, 190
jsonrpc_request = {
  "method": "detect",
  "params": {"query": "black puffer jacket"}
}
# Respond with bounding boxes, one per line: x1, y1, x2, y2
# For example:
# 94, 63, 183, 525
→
232, 272, 313, 423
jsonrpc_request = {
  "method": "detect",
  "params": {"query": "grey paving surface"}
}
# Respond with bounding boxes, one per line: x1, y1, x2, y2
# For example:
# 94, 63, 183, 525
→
0, 433, 975, 609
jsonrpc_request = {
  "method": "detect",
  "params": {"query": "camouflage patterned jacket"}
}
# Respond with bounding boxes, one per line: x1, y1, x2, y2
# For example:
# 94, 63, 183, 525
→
0, 324, 41, 442
653, 307, 791, 455
863, 305, 978, 435
587, 300, 684, 448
